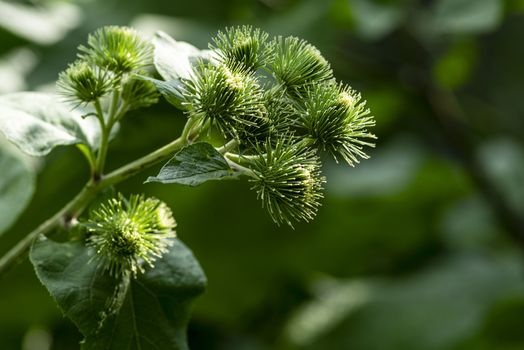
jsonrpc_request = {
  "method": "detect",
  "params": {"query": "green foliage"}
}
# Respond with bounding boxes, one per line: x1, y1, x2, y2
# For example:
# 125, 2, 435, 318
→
2, 1, 519, 349
0, 140, 35, 235
153, 31, 213, 81
146, 142, 242, 186
0, 92, 102, 156
31, 236, 206, 350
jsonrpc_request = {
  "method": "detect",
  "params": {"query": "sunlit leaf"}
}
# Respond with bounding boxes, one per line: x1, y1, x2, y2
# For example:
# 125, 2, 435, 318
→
0, 92, 103, 156
0, 138, 35, 235
153, 31, 215, 81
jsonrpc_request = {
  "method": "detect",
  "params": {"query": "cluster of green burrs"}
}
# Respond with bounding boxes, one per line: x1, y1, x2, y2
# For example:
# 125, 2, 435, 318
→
58, 26, 158, 109
57, 26, 159, 177
54, 24, 376, 277
180, 25, 376, 226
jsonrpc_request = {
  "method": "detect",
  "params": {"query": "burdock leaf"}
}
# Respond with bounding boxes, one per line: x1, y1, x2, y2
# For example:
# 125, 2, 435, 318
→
30, 236, 206, 350
146, 142, 241, 186
0, 92, 103, 156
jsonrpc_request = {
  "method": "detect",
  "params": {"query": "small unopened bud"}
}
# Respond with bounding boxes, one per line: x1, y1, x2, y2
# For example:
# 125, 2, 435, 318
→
57, 60, 112, 105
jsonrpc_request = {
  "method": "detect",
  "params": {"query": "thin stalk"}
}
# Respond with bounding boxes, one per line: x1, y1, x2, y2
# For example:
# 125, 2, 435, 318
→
99, 136, 187, 188
0, 182, 97, 275
95, 91, 120, 175
225, 152, 260, 164
225, 158, 257, 178
107, 90, 121, 123
0, 136, 189, 276
217, 139, 239, 154
95, 127, 110, 177
93, 99, 106, 129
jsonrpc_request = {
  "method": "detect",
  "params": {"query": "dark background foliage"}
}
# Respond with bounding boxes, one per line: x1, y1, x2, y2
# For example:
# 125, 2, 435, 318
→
1, 0, 524, 349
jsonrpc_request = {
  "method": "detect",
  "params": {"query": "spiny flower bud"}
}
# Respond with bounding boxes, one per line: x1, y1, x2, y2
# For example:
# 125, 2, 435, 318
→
57, 60, 113, 105
299, 82, 376, 166
239, 87, 297, 148
263, 87, 297, 137
79, 26, 153, 74
182, 63, 265, 138
84, 194, 176, 278
211, 25, 270, 71
269, 36, 333, 96
250, 139, 325, 227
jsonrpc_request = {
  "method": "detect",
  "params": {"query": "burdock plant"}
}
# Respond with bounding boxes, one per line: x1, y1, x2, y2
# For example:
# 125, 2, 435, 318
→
0, 24, 375, 349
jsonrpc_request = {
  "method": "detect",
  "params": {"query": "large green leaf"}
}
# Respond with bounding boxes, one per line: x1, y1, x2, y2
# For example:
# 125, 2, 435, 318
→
0, 92, 103, 156
0, 138, 35, 235
30, 236, 206, 350
153, 31, 214, 81
146, 142, 241, 186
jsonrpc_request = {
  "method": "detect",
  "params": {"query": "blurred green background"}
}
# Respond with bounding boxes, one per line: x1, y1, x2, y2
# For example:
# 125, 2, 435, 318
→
1, 0, 524, 349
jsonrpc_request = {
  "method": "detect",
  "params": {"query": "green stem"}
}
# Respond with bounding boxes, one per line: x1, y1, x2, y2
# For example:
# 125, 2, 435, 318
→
94, 98, 108, 177
95, 91, 121, 176
225, 158, 256, 178
99, 136, 187, 188
182, 116, 208, 142
95, 127, 110, 177
217, 139, 239, 154
93, 99, 106, 128
225, 152, 260, 164
0, 182, 97, 276
0, 136, 189, 276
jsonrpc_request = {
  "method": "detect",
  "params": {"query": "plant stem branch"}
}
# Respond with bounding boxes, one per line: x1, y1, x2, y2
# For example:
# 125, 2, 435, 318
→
98, 136, 187, 188
0, 183, 97, 276
0, 136, 188, 276
95, 92, 121, 176
95, 127, 110, 177
217, 139, 239, 154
